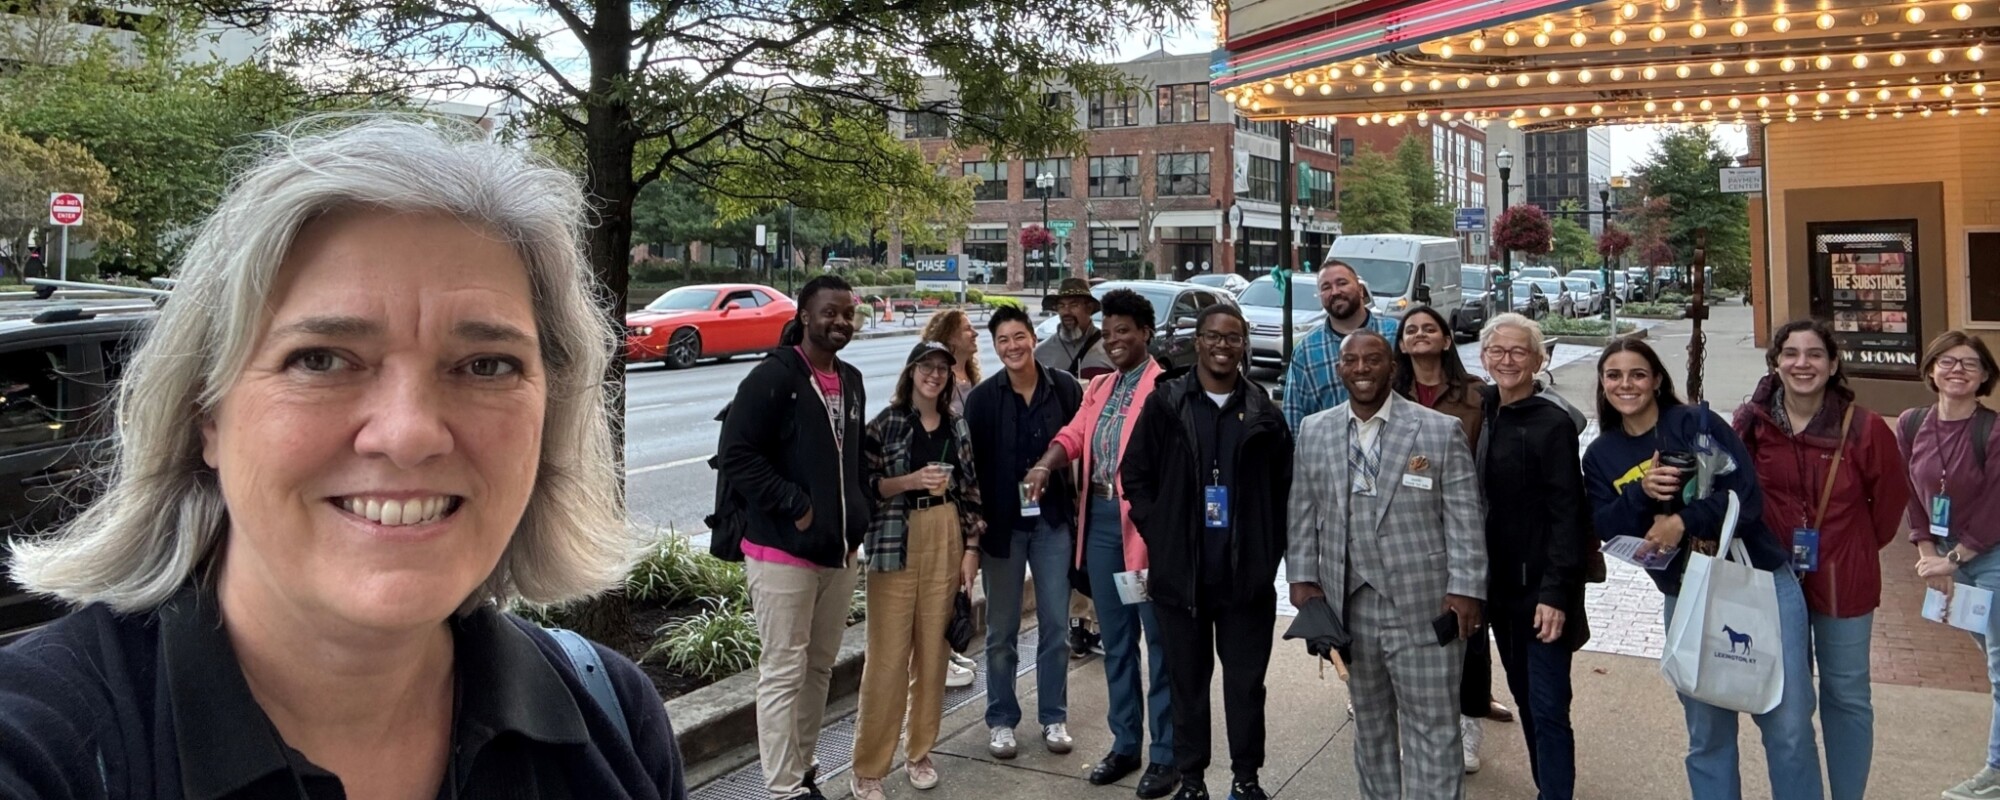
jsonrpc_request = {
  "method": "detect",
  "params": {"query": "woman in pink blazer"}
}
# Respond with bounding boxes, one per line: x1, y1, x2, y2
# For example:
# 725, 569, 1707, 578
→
1025, 289, 1180, 798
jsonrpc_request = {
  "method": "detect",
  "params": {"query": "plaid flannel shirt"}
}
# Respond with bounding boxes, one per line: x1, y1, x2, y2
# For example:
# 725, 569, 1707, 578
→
862, 407, 986, 572
1280, 311, 1402, 433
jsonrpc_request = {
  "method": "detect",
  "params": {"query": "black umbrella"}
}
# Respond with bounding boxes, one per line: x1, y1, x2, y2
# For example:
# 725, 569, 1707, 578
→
1282, 595, 1352, 679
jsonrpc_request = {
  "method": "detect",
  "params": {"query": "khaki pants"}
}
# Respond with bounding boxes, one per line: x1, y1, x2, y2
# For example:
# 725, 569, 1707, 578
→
747, 554, 859, 799
853, 504, 962, 779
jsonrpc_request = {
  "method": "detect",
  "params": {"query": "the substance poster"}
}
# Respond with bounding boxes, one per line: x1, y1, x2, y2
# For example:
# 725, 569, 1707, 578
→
1810, 221, 1920, 378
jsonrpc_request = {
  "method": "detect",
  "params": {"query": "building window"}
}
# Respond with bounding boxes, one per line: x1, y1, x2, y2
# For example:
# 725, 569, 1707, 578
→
1088, 91, 1140, 128
1296, 119, 1334, 152
904, 110, 949, 139
1155, 83, 1211, 124
1156, 153, 1210, 196
964, 161, 1008, 202
1472, 140, 1485, 171
1234, 113, 1280, 139
1305, 167, 1335, 209
1246, 156, 1280, 203
1026, 158, 1072, 199
1088, 155, 1138, 197
1339, 138, 1356, 165
1043, 92, 1073, 116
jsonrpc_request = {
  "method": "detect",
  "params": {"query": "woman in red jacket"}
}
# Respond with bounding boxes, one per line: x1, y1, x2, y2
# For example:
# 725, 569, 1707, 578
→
1730, 318, 1910, 800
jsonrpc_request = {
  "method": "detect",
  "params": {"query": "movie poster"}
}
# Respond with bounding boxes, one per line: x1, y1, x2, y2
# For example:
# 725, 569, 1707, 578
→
1810, 221, 1921, 378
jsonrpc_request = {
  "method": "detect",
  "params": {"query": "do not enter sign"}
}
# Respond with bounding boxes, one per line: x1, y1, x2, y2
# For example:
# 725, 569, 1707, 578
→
49, 193, 84, 227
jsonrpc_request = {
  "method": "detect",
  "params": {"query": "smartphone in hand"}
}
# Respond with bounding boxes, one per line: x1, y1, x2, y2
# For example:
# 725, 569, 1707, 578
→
1431, 610, 1460, 646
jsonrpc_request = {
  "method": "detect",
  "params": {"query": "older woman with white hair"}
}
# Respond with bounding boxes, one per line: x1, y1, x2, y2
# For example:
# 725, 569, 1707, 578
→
1474, 312, 1590, 800
0, 116, 685, 799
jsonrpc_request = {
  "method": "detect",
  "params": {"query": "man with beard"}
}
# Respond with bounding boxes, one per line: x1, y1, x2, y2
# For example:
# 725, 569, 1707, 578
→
1038, 278, 1116, 380
1121, 305, 1293, 800
1280, 261, 1401, 432
1285, 331, 1486, 800
965, 304, 1083, 760
721, 275, 872, 800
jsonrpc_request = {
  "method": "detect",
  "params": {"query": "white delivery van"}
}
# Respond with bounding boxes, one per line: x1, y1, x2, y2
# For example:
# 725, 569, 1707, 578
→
1324, 234, 1464, 322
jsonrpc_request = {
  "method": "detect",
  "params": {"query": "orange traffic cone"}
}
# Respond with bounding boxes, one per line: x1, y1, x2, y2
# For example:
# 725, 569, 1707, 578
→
880, 302, 894, 324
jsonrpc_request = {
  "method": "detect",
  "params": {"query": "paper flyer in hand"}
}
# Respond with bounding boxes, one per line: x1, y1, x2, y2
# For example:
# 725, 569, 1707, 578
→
1113, 569, 1150, 605
1601, 535, 1679, 570
1923, 585, 1993, 634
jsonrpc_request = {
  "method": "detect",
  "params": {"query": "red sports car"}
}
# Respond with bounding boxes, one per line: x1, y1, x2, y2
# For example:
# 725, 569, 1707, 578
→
625, 283, 795, 369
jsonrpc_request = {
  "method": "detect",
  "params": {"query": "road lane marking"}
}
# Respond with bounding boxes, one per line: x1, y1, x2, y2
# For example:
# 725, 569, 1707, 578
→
625, 453, 712, 477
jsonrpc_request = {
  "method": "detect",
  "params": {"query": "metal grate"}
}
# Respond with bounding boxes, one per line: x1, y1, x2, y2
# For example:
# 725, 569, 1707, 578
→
692, 630, 1045, 800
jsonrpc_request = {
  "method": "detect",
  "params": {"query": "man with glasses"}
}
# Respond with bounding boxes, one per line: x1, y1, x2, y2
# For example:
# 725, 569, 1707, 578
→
1285, 330, 1486, 800
1121, 305, 1295, 800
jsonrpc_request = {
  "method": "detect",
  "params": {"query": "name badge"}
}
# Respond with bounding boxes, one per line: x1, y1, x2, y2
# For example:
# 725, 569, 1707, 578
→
1791, 528, 1821, 572
1402, 473, 1435, 491
1204, 485, 1230, 529
1931, 494, 1952, 538
1019, 482, 1041, 517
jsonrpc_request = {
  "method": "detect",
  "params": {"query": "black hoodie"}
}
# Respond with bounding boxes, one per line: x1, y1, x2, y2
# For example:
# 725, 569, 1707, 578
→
718, 346, 872, 567
1478, 384, 1593, 649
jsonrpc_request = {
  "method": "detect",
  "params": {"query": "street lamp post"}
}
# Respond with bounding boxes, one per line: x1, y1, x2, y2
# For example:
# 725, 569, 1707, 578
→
1036, 170, 1055, 295
1598, 185, 1618, 333
1496, 146, 1515, 307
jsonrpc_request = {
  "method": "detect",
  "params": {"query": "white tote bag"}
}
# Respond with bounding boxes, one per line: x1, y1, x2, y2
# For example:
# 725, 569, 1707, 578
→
1660, 490, 1785, 715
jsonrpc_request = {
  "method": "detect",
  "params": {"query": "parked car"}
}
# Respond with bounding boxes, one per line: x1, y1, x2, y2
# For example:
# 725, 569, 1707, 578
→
822, 256, 855, 272
1562, 277, 1601, 316
0, 301, 152, 638
625, 283, 796, 369
1574, 270, 1618, 308
1237, 273, 1325, 371
1188, 272, 1252, 296
1456, 265, 1499, 341
1033, 279, 1238, 375
1517, 266, 1559, 281
1510, 281, 1550, 320
1531, 278, 1577, 318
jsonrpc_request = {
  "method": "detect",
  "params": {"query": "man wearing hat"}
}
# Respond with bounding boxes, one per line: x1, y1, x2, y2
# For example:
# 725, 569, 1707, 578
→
1038, 278, 1116, 381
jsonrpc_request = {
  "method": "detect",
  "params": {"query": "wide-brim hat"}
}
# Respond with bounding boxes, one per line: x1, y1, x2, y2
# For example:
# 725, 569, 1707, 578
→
1042, 277, 1100, 313
906, 340, 957, 367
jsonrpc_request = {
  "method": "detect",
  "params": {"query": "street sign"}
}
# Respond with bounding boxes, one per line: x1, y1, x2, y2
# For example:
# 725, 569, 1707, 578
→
1720, 167, 1764, 194
48, 193, 83, 227
1048, 219, 1074, 238
754, 224, 767, 247
1454, 207, 1487, 232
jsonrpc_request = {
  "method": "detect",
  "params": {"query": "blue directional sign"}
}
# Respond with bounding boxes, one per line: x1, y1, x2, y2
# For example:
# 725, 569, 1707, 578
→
1455, 207, 1488, 232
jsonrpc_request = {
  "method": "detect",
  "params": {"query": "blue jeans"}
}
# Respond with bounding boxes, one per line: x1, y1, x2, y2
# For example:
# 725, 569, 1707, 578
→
1086, 496, 1174, 764
1661, 567, 1824, 800
982, 517, 1073, 729
1956, 551, 2000, 770
1491, 598, 1576, 800
1808, 611, 1874, 800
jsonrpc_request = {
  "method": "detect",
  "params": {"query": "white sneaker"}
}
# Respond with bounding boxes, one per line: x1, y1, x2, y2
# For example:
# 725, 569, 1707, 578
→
1945, 766, 2000, 800
1460, 716, 1483, 774
945, 661, 975, 688
951, 652, 977, 669
908, 756, 940, 790
1043, 722, 1073, 754
851, 776, 888, 800
990, 726, 1019, 759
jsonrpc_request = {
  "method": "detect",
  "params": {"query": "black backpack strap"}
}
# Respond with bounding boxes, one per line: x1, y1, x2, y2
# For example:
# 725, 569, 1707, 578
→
1977, 407, 1995, 473
1070, 330, 1103, 374
1899, 405, 1928, 461
544, 627, 632, 747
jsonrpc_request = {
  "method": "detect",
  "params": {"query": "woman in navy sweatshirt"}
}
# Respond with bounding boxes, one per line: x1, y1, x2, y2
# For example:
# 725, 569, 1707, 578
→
1580, 339, 1823, 800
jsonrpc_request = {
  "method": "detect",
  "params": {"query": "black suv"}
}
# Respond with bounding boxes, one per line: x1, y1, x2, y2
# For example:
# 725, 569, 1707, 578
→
0, 303, 151, 637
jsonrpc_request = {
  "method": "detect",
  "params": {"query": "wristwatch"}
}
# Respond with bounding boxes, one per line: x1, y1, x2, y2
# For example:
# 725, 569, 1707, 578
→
1948, 549, 1970, 566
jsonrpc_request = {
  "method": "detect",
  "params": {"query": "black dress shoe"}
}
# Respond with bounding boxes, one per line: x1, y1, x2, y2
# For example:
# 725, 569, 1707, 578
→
1089, 752, 1143, 786
1172, 778, 1209, 800
1136, 763, 1180, 799
1227, 777, 1268, 800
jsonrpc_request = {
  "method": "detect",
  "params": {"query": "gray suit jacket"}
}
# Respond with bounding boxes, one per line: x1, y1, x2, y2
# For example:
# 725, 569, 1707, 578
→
1285, 395, 1488, 627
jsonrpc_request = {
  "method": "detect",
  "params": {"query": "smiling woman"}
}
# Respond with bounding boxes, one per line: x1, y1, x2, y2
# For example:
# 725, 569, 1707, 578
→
0, 116, 685, 799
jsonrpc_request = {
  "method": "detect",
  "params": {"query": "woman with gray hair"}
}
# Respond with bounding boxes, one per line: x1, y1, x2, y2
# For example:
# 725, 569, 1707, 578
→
0, 116, 686, 799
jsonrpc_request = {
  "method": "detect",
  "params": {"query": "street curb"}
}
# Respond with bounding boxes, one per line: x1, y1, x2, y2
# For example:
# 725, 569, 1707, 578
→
854, 326, 923, 340
667, 618, 872, 770
1554, 327, 1650, 348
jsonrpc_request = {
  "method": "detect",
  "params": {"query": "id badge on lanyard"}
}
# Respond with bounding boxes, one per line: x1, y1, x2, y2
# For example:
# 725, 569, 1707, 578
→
1204, 467, 1230, 529
1932, 491, 1953, 539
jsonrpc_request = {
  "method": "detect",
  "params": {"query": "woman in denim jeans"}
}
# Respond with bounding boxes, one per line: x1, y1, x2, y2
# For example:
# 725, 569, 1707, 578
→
1732, 320, 1909, 800
1894, 331, 2000, 800
1581, 339, 1823, 800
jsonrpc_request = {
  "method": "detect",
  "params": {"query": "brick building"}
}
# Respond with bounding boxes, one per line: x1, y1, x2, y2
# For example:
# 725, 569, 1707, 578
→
893, 50, 1342, 290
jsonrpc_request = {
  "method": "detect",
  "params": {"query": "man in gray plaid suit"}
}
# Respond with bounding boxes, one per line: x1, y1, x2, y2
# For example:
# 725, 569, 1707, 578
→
1284, 330, 1488, 800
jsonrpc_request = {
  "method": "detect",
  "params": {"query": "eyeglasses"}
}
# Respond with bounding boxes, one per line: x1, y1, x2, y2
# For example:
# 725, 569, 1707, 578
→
1483, 347, 1536, 364
913, 362, 950, 376
1198, 332, 1246, 347
1936, 356, 1985, 374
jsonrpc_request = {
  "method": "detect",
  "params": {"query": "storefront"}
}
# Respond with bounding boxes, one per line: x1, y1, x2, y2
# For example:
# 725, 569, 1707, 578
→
1212, 0, 1998, 411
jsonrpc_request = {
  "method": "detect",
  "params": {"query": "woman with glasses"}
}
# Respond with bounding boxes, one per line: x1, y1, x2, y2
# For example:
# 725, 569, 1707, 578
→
1896, 332, 2000, 800
1731, 319, 1908, 800
850, 341, 986, 800
1390, 305, 1512, 773
1474, 313, 1590, 800
1582, 339, 1821, 800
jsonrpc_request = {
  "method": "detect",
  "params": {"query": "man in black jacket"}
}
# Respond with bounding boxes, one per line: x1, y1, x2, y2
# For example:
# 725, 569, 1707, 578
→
966, 304, 1085, 760
720, 274, 871, 800
1121, 304, 1294, 800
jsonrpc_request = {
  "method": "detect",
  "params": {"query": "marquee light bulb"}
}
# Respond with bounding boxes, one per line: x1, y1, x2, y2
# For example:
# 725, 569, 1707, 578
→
1644, 100, 1658, 112
1817, 91, 1832, 103
1518, 73, 1533, 86
1610, 29, 1629, 45
1292, 85, 1305, 96
1971, 45, 1987, 61
1592, 103, 1605, 114
1503, 29, 1521, 46
1689, 21, 1708, 38
1649, 25, 1667, 41
1470, 36, 1487, 52
1930, 48, 1947, 63
1847, 90, 1861, 102
1676, 64, 1693, 78
1730, 20, 1749, 37
1487, 75, 1503, 87
1976, 83, 1988, 96
1663, 0, 1680, 10
1922, 107, 1935, 117
1700, 98, 1714, 110
1729, 97, 1743, 108
1906, 6, 1925, 23
1757, 96, 1772, 107
1457, 76, 1473, 89
1429, 78, 1444, 90
1910, 86, 1923, 98
1786, 93, 1800, 105
1548, 70, 1563, 83
1877, 87, 1892, 100
1580, 69, 1595, 82
1943, 84, 1957, 96
1745, 59, 1762, 74
1611, 67, 1627, 80
1853, 54, 1870, 68
1440, 43, 1455, 59
1672, 99, 1686, 111
1621, 2, 1638, 18
1540, 106, 1553, 117
1890, 52, 1908, 66
1772, 16, 1792, 32
1565, 104, 1579, 115
1319, 83, 1333, 95
1893, 110, 1905, 118
1400, 80, 1415, 91
1541, 19, 1556, 34
1353, 64, 1368, 76
1571, 31, 1588, 47
1814, 55, 1832, 70
1780, 58, 1798, 72
1643, 66, 1660, 80
1372, 80, 1387, 92
1815, 12, 1835, 29
1534, 32, 1552, 47
1711, 61, 1727, 75
1262, 82, 1275, 95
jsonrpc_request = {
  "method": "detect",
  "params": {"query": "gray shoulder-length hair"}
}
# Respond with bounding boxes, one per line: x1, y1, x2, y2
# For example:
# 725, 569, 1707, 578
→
8, 114, 636, 613
1480, 311, 1547, 364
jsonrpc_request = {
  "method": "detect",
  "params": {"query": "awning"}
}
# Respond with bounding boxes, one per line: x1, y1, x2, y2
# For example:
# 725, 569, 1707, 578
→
1212, 0, 1997, 127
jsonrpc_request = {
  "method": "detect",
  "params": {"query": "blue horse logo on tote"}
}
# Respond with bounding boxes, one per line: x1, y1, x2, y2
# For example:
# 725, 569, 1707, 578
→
1721, 625, 1753, 655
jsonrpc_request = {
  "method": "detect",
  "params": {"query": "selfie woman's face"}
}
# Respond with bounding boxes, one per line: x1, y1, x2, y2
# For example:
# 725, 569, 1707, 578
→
202, 208, 546, 632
